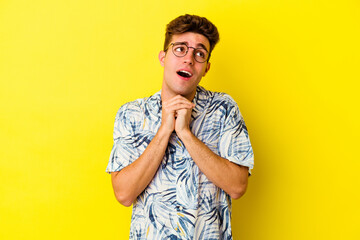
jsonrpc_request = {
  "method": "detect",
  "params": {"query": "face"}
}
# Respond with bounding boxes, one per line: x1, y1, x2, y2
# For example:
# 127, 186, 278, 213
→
159, 32, 211, 101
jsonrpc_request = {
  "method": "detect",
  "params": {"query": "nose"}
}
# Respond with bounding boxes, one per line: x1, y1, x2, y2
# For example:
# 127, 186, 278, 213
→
183, 48, 195, 65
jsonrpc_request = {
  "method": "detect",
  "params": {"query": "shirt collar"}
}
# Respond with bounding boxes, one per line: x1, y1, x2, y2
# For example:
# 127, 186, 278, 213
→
149, 86, 208, 114
193, 86, 209, 114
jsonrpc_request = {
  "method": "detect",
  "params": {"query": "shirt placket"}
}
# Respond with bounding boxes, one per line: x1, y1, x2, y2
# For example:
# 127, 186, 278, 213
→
169, 133, 188, 239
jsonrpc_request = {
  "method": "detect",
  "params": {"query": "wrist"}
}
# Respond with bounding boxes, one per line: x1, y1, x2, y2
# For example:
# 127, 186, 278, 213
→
158, 125, 173, 139
176, 128, 193, 142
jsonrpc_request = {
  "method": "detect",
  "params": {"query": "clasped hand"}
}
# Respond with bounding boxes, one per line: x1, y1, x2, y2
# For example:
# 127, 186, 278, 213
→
161, 95, 194, 137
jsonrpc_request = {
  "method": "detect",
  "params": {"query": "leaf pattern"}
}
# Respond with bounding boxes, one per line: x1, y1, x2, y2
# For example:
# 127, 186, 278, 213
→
106, 86, 254, 239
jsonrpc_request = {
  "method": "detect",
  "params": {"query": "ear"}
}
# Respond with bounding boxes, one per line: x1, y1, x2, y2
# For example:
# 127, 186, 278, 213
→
158, 51, 166, 67
203, 62, 211, 77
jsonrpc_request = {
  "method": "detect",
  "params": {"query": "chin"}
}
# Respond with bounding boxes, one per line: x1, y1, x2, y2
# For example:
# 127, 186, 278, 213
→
164, 77, 198, 98
175, 87, 196, 98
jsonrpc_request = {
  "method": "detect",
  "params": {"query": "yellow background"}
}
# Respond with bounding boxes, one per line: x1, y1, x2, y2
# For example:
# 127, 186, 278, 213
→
1, 0, 359, 239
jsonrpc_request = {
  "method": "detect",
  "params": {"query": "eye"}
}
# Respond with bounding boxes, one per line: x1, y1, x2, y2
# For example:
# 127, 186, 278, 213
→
174, 46, 186, 53
195, 50, 206, 59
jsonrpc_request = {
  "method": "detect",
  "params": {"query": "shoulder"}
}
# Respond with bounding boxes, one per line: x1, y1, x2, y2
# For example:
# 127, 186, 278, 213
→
115, 91, 161, 120
197, 86, 239, 113
115, 98, 142, 120
213, 92, 238, 108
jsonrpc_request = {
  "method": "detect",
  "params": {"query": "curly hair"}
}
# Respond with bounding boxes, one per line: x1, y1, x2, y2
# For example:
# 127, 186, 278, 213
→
164, 14, 220, 58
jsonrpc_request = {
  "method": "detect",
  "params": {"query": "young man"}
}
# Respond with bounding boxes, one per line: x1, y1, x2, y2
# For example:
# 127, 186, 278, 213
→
106, 14, 254, 239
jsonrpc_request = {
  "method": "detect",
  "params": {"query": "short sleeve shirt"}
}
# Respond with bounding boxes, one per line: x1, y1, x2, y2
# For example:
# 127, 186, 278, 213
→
106, 86, 254, 240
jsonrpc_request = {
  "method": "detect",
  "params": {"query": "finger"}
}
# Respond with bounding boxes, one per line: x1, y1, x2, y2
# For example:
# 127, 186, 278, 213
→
164, 98, 195, 108
171, 95, 189, 101
166, 95, 194, 105
166, 103, 194, 111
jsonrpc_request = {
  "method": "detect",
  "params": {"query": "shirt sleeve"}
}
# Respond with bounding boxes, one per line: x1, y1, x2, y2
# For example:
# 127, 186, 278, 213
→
106, 103, 141, 173
218, 99, 254, 175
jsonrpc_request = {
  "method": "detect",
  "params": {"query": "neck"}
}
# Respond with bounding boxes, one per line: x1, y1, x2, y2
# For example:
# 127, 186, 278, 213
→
161, 86, 197, 103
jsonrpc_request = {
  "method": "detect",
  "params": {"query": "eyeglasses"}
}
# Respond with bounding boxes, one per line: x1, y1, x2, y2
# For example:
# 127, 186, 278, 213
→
165, 42, 210, 63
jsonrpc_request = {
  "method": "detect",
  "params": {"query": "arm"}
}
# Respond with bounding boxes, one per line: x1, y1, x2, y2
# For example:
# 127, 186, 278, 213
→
111, 126, 172, 207
175, 105, 249, 199
110, 96, 195, 206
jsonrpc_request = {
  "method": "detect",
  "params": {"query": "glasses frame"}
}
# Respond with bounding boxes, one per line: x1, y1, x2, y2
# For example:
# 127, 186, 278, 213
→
165, 42, 210, 63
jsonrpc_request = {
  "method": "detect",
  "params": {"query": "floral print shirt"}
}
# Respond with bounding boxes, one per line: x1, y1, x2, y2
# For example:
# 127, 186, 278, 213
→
106, 86, 254, 239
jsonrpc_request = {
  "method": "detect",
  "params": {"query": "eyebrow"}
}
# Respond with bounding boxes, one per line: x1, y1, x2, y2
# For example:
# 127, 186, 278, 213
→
176, 41, 209, 52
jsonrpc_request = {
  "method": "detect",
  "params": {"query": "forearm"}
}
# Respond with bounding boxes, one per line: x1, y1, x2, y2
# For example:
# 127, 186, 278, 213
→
178, 130, 249, 199
111, 126, 171, 206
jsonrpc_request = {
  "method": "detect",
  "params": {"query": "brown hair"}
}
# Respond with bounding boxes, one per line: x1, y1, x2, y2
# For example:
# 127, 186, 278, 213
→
164, 14, 220, 58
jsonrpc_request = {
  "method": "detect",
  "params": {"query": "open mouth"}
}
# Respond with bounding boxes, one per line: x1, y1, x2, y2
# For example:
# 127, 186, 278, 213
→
177, 70, 193, 78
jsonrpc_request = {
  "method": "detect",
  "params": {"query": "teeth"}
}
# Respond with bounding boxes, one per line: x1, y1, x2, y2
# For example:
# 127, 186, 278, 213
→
178, 70, 192, 77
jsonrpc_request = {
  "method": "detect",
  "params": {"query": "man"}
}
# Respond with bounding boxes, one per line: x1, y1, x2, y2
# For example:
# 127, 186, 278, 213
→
106, 14, 254, 239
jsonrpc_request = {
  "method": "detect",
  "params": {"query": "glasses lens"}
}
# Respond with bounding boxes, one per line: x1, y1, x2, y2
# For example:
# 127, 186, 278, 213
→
172, 43, 188, 57
194, 49, 208, 63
